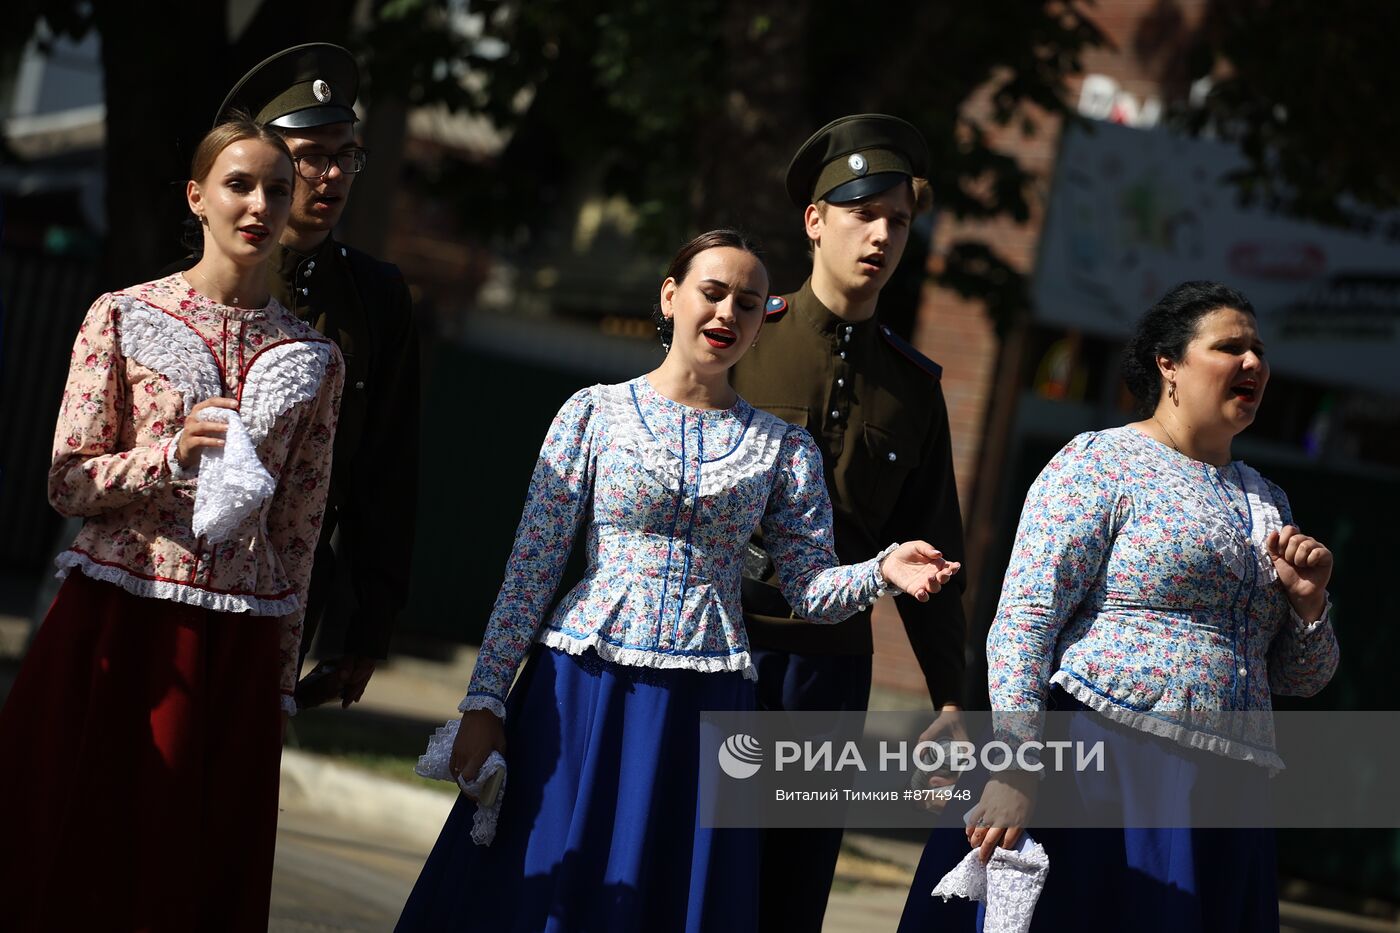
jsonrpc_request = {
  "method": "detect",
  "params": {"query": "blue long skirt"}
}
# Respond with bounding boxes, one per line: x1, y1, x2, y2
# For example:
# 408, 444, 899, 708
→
396, 646, 759, 933
898, 691, 1279, 933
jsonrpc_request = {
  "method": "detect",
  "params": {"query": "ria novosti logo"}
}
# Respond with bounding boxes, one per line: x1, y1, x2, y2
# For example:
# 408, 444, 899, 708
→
718, 733, 764, 779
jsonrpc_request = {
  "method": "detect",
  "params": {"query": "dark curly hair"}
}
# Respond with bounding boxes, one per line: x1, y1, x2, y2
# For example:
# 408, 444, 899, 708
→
1120, 280, 1256, 416
652, 228, 765, 352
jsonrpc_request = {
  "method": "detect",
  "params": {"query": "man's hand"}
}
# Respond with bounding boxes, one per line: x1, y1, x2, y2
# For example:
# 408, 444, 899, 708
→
294, 657, 378, 710
913, 704, 967, 814
337, 657, 377, 707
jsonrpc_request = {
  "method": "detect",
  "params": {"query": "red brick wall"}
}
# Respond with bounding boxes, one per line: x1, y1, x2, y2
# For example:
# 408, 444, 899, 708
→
871, 0, 1208, 702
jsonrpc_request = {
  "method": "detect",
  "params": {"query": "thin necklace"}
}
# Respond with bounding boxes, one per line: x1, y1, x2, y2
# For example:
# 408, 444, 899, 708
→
191, 267, 241, 306
1157, 416, 1250, 529
1153, 416, 1183, 454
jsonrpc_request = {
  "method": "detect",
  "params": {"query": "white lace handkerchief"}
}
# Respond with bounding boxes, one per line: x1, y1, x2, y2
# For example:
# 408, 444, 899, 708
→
932, 833, 1049, 933
415, 719, 508, 846
191, 407, 276, 543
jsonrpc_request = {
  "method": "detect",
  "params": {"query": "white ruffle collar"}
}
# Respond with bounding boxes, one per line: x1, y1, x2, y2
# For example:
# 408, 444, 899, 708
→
1112, 427, 1282, 583
596, 379, 790, 497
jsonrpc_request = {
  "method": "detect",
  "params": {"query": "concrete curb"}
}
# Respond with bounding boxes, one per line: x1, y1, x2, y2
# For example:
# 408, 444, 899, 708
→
279, 749, 453, 849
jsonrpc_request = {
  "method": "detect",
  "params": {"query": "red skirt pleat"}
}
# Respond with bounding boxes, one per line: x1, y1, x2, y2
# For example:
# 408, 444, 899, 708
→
0, 571, 284, 932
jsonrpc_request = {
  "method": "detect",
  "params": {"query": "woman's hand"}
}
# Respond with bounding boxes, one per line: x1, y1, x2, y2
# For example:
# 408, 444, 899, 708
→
450, 708, 507, 794
966, 770, 1039, 863
1266, 525, 1332, 622
880, 542, 961, 602
176, 397, 238, 469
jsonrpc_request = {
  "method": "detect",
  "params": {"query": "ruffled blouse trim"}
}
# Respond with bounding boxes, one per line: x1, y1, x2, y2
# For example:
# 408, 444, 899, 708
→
240, 340, 332, 439
596, 380, 790, 497
1050, 671, 1285, 773
538, 627, 759, 681
55, 549, 299, 617
116, 297, 224, 412
458, 694, 508, 720
1112, 428, 1283, 584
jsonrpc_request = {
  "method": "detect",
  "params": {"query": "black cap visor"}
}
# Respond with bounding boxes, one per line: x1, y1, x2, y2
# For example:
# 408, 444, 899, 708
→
822, 172, 909, 205
268, 105, 358, 129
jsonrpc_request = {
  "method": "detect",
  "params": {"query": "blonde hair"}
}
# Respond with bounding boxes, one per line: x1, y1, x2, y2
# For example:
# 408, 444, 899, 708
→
189, 112, 292, 184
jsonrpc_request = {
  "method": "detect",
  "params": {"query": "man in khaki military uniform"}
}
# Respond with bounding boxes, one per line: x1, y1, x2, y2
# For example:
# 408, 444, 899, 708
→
731, 114, 967, 931
215, 44, 419, 707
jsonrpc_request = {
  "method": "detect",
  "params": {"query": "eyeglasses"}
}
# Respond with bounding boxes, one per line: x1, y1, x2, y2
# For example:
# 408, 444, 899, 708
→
292, 148, 370, 180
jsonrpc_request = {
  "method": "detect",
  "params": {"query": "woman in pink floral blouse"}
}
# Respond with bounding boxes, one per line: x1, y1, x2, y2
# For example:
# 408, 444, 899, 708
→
396, 229, 961, 932
0, 117, 343, 931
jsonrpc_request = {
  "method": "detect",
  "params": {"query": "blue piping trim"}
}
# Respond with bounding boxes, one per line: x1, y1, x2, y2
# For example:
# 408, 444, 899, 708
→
707, 403, 755, 462
674, 422, 702, 641
1056, 670, 1265, 745
656, 409, 685, 648
630, 382, 660, 443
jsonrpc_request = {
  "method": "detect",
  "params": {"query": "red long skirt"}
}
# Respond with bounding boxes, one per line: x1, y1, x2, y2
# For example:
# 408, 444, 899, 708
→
0, 571, 284, 932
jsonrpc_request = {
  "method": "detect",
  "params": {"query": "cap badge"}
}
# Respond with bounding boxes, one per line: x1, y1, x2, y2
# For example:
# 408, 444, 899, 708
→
848, 153, 868, 176
313, 79, 332, 103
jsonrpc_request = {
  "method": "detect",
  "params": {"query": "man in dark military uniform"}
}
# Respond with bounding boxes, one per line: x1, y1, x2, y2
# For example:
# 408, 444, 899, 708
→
215, 44, 419, 708
730, 114, 967, 931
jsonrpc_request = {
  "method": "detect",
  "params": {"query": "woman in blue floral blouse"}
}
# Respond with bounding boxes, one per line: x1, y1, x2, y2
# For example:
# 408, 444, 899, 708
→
900, 281, 1339, 932
397, 229, 960, 932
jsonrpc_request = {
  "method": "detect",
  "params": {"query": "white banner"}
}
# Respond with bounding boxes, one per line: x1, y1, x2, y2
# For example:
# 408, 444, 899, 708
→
1033, 121, 1400, 395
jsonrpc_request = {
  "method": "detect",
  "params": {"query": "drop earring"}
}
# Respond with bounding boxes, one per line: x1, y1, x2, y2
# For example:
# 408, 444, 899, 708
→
1168, 380, 1178, 403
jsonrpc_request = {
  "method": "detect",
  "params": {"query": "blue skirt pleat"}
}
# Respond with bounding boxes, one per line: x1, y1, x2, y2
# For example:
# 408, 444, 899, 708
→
898, 690, 1279, 933
396, 646, 759, 933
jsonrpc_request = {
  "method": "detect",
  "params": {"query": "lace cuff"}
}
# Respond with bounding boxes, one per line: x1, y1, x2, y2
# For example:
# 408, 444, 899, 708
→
165, 432, 197, 479
871, 542, 902, 602
459, 694, 507, 721
280, 693, 298, 716
1289, 595, 1332, 637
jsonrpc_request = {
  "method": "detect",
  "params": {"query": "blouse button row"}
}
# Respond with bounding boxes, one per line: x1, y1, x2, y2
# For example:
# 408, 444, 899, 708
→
1237, 666, 1248, 677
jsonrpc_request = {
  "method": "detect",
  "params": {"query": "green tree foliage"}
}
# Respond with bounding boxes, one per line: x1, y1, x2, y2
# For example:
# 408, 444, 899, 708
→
443, 0, 1106, 320
7, 0, 1102, 322
1179, 0, 1400, 230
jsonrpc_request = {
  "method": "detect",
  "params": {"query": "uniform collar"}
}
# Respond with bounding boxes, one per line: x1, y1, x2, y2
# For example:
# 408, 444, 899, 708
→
272, 234, 341, 283
789, 278, 879, 340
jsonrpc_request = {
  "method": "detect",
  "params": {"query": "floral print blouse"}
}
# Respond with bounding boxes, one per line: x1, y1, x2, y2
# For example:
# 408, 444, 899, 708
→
987, 427, 1339, 768
48, 274, 344, 710
461, 377, 890, 718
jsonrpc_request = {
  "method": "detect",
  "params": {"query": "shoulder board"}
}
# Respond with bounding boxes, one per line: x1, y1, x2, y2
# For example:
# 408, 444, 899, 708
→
764, 295, 788, 322
878, 324, 942, 380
